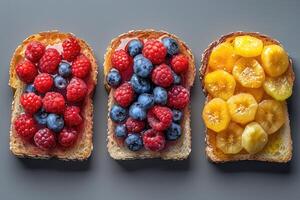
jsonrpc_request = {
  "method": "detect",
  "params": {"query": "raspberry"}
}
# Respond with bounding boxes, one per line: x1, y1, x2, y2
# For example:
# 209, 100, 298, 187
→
20, 92, 42, 114
113, 82, 135, 107
168, 86, 190, 109
14, 114, 38, 139
66, 77, 87, 102
171, 54, 189, 74
125, 117, 145, 133
39, 48, 62, 74
33, 73, 53, 93
71, 54, 91, 78
34, 128, 56, 150
147, 106, 173, 131
142, 40, 167, 64
64, 106, 83, 127
16, 59, 38, 83
62, 37, 81, 62
58, 128, 78, 147
151, 64, 174, 87
111, 49, 132, 71
43, 92, 66, 114
142, 129, 166, 151
25, 41, 45, 63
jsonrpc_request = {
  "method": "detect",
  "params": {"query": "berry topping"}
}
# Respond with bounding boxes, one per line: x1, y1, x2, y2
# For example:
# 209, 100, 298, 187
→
64, 106, 83, 127
62, 37, 81, 62
142, 40, 167, 64
46, 113, 64, 133
54, 75, 67, 90
171, 54, 189, 74
125, 117, 145, 133
137, 93, 154, 109
114, 82, 135, 107
147, 106, 173, 131
34, 128, 56, 150
34, 73, 53, 94
168, 86, 190, 109
166, 122, 181, 141
14, 114, 38, 139
110, 105, 127, 123
25, 84, 37, 94
71, 54, 91, 78
143, 129, 166, 151
130, 74, 151, 94
66, 77, 87, 102
106, 68, 121, 88
125, 134, 143, 151
129, 102, 147, 120
172, 71, 181, 85
20, 92, 42, 114
25, 41, 46, 63
115, 124, 127, 138
34, 108, 48, 126
58, 128, 78, 147
111, 49, 132, 71
151, 64, 174, 87
172, 109, 183, 122
58, 62, 72, 77
16, 59, 38, 83
153, 87, 168, 105
43, 92, 66, 114
133, 54, 153, 78
39, 48, 62, 74
127, 39, 143, 57
162, 37, 179, 56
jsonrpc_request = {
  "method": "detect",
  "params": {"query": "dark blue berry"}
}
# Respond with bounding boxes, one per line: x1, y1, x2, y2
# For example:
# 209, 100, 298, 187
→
106, 68, 121, 88
172, 109, 183, 122
34, 108, 48, 126
137, 93, 154, 110
153, 87, 167, 105
46, 113, 64, 133
129, 102, 147, 120
115, 124, 127, 138
162, 37, 179, 56
58, 62, 71, 77
110, 105, 127, 123
125, 134, 143, 151
172, 72, 181, 85
133, 54, 153, 78
127, 39, 143, 57
54, 75, 67, 90
166, 123, 181, 141
130, 74, 151, 94
25, 84, 37, 93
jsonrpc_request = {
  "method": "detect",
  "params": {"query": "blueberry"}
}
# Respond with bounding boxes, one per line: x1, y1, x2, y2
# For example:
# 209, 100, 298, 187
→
127, 39, 143, 57
130, 74, 151, 94
46, 113, 64, 133
137, 93, 154, 109
172, 72, 181, 85
129, 102, 147, 120
125, 134, 143, 151
54, 75, 67, 90
58, 61, 72, 77
34, 109, 48, 126
133, 54, 153, 78
153, 87, 167, 105
162, 37, 179, 56
110, 105, 127, 123
172, 109, 183, 122
25, 84, 37, 93
166, 123, 181, 141
106, 68, 121, 87
115, 124, 127, 138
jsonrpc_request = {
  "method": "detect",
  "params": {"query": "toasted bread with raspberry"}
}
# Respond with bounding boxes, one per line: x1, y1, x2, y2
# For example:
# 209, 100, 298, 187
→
200, 31, 294, 163
9, 31, 98, 160
104, 30, 196, 160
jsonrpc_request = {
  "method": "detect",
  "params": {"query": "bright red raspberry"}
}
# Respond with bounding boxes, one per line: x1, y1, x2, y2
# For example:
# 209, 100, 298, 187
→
64, 106, 83, 127
66, 77, 87, 102
168, 85, 190, 109
39, 48, 62, 74
43, 92, 66, 114
113, 82, 135, 107
171, 54, 189, 74
125, 117, 145, 133
147, 106, 173, 131
151, 64, 174, 87
33, 73, 53, 93
16, 59, 38, 83
71, 54, 91, 78
62, 37, 81, 62
34, 128, 56, 150
20, 92, 42, 114
14, 114, 38, 139
25, 41, 45, 63
142, 40, 167, 64
111, 49, 132, 71
142, 129, 166, 151
58, 128, 78, 147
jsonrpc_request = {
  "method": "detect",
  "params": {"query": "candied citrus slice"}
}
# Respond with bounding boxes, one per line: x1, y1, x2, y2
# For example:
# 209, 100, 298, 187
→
204, 70, 236, 100
234, 35, 263, 57
202, 98, 230, 132
235, 83, 264, 102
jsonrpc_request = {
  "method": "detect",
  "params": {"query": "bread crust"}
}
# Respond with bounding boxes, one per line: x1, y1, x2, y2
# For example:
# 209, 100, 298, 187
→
9, 30, 98, 161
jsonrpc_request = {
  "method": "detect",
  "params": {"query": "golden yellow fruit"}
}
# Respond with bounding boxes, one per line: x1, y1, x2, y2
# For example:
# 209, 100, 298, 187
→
234, 35, 263, 57
235, 83, 264, 102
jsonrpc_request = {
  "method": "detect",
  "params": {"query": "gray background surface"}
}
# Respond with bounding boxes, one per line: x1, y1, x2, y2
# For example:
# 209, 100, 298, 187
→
0, 0, 299, 199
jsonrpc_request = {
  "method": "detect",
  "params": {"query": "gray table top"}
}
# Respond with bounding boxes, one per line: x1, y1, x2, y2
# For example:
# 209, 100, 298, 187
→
0, 0, 299, 200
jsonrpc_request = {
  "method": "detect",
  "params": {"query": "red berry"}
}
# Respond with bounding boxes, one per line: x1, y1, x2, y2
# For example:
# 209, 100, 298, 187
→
14, 114, 38, 139
171, 54, 189, 74
168, 86, 190, 109
71, 54, 91, 78
34, 128, 56, 150
66, 77, 87, 102
151, 64, 174, 87
20, 92, 42, 114
43, 92, 66, 114
39, 48, 62, 74
58, 128, 78, 147
25, 41, 45, 63
142, 40, 167, 64
113, 82, 135, 107
125, 117, 145, 133
143, 129, 166, 151
16, 59, 38, 83
64, 106, 83, 127
62, 37, 81, 62
147, 106, 173, 131
111, 49, 132, 71
33, 73, 53, 93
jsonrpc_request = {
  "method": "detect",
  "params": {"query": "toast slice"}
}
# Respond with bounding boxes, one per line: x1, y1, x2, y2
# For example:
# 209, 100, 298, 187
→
104, 30, 196, 160
9, 31, 98, 161
200, 31, 294, 163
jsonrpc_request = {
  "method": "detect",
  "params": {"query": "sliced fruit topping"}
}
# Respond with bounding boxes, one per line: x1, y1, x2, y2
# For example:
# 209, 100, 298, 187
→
233, 35, 263, 57
235, 83, 264, 102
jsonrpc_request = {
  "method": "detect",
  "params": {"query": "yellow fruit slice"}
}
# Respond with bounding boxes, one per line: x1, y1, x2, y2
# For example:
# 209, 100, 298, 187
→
261, 44, 289, 77
208, 42, 238, 72
204, 70, 236, 100
234, 35, 263, 57
202, 98, 231, 132
235, 83, 264, 102
242, 122, 268, 154
216, 122, 244, 154
255, 100, 285, 134
227, 93, 258, 124
232, 57, 265, 88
